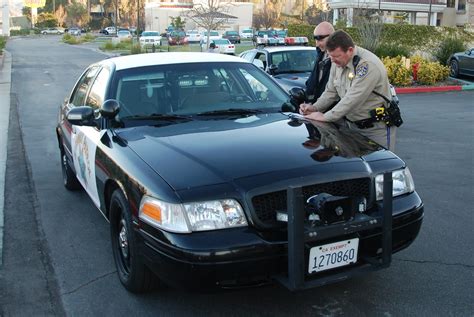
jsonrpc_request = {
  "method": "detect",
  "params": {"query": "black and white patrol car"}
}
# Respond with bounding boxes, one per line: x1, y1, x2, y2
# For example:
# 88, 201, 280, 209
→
240, 45, 317, 92
56, 52, 423, 292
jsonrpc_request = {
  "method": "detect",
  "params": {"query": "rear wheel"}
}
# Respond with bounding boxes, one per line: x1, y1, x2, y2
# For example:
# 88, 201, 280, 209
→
60, 148, 81, 190
109, 189, 157, 293
449, 59, 459, 78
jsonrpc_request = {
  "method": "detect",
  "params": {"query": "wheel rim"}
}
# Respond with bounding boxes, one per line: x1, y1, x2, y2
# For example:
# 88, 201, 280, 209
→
450, 61, 458, 76
117, 216, 131, 274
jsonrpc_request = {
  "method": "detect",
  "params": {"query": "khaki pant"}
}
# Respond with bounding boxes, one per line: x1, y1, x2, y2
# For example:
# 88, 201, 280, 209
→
346, 121, 397, 152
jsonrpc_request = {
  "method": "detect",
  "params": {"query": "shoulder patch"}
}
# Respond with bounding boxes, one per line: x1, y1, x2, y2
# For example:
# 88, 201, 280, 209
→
356, 62, 369, 78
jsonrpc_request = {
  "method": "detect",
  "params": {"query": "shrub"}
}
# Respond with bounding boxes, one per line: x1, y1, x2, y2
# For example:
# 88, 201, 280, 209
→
130, 44, 142, 55
382, 57, 412, 86
102, 41, 114, 50
0, 36, 7, 52
416, 61, 449, 85
62, 33, 80, 44
375, 43, 410, 58
433, 37, 466, 65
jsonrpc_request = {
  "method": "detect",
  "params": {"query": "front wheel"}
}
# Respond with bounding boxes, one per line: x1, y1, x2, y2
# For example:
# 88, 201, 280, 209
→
449, 59, 459, 78
60, 149, 81, 190
109, 190, 157, 293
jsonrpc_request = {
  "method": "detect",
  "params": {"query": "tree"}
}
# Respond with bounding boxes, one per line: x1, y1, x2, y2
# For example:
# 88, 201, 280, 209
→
36, 12, 59, 28
253, 9, 278, 29
55, 5, 67, 27
170, 16, 186, 31
66, 0, 90, 26
184, 0, 233, 48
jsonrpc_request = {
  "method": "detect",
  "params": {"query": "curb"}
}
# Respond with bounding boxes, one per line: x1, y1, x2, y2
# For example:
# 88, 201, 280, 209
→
395, 82, 474, 94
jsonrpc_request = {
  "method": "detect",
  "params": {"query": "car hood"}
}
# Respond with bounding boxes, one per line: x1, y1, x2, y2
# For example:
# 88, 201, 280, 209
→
273, 72, 310, 91
117, 113, 390, 191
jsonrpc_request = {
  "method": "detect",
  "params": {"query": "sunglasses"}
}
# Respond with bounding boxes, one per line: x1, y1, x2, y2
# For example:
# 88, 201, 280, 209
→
314, 34, 330, 41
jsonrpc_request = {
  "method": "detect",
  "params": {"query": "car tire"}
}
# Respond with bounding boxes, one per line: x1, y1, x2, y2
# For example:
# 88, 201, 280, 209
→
109, 189, 158, 293
60, 148, 81, 190
449, 59, 459, 78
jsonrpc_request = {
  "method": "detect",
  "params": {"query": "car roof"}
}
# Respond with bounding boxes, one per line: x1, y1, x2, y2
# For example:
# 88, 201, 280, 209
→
103, 52, 249, 71
247, 46, 316, 53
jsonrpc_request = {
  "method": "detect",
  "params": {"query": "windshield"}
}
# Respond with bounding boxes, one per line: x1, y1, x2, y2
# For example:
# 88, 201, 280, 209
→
227, 31, 239, 36
270, 50, 317, 73
142, 32, 159, 36
112, 62, 289, 125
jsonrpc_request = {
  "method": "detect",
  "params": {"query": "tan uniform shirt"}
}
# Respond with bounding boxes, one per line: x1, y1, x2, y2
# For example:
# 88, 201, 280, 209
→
313, 46, 391, 122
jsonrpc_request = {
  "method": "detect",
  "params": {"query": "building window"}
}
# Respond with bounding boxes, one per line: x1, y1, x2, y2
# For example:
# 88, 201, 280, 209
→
447, 0, 455, 8
457, 0, 466, 11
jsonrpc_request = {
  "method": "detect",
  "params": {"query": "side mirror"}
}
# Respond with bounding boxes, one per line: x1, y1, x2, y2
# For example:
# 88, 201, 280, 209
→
268, 64, 278, 75
252, 59, 264, 69
66, 106, 95, 126
101, 99, 120, 119
289, 87, 307, 106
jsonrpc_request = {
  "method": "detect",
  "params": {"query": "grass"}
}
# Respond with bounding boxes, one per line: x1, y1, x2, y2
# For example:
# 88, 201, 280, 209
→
0, 36, 7, 52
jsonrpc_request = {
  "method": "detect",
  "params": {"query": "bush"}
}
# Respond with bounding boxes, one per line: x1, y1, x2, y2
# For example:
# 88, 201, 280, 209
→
433, 37, 466, 65
382, 57, 412, 86
130, 44, 142, 55
416, 61, 449, 85
0, 36, 7, 52
62, 33, 80, 44
375, 43, 411, 58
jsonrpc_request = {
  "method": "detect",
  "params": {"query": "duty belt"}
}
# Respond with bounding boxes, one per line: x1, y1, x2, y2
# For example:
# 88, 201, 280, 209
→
350, 106, 388, 129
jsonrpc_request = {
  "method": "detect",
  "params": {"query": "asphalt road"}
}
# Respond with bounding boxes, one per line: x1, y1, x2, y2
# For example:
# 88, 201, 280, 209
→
1, 36, 473, 316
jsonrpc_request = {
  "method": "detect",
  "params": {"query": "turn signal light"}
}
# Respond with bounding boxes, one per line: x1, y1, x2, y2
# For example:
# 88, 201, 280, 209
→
142, 202, 162, 223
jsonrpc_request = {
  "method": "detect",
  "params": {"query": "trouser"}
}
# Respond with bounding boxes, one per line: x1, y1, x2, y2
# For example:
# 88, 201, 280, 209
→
346, 121, 397, 152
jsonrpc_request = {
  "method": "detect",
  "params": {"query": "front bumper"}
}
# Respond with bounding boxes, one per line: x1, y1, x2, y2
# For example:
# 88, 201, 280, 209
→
139, 192, 423, 290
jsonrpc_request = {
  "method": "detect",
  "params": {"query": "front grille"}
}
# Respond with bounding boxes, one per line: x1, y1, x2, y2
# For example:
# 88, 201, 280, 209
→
251, 178, 371, 226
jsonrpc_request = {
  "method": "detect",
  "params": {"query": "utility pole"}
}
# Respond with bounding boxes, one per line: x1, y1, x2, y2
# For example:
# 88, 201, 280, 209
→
137, 0, 140, 42
2, 0, 10, 36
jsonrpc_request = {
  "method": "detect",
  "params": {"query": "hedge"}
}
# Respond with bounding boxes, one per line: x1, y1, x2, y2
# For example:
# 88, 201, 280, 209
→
288, 23, 474, 54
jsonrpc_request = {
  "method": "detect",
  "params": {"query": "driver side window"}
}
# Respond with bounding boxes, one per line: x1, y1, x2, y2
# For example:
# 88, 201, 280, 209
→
70, 66, 100, 107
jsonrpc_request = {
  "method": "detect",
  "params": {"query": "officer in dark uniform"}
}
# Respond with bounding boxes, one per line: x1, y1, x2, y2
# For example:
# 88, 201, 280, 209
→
305, 22, 335, 103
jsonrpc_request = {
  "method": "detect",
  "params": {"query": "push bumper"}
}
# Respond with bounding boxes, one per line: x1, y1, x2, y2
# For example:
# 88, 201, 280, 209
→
138, 190, 423, 290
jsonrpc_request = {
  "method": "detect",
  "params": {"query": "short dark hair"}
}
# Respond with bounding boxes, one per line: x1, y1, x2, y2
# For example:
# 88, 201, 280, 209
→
326, 30, 354, 52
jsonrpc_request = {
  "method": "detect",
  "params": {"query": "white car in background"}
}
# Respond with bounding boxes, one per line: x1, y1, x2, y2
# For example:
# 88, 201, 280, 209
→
185, 30, 202, 43
200, 30, 221, 44
140, 31, 162, 47
201, 39, 235, 55
117, 29, 132, 41
240, 29, 254, 39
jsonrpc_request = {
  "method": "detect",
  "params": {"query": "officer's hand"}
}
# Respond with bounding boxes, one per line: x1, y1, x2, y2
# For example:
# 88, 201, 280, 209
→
299, 103, 315, 115
304, 111, 327, 122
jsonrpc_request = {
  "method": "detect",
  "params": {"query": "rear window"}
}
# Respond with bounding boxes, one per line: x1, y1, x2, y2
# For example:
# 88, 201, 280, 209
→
226, 31, 239, 36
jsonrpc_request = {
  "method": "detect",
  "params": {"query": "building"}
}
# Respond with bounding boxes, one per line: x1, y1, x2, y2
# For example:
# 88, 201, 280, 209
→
144, 0, 253, 33
325, 0, 473, 27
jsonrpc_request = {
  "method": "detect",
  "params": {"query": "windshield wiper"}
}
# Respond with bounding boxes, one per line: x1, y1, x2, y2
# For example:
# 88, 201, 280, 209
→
121, 113, 193, 121
196, 108, 263, 116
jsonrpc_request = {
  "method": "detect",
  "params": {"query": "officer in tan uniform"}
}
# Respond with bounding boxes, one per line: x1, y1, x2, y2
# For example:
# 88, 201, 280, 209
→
300, 30, 397, 151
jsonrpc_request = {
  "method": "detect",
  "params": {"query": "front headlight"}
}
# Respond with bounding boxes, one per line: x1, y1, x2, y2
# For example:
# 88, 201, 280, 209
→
139, 196, 247, 233
375, 168, 415, 201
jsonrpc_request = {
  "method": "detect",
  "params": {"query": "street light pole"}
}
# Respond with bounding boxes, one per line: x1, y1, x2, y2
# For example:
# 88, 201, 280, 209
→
428, 0, 432, 26
137, 0, 140, 42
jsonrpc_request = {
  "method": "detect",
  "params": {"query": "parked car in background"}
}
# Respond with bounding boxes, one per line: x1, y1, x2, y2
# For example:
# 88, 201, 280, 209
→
41, 27, 64, 35
117, 29, 132, 41
222, 30, 241, 44
253, 30, 285, 46
240, 28, 254, 39
200, 30, 221, 44
185, 30, 202, 43
140, 31, 162, 48
168, 31, 188, 45
240, 45, 316, 92
201, 39, 235, 54
100, 26, 116, 35
448, 48, 474, 78
68, 27, 81, 36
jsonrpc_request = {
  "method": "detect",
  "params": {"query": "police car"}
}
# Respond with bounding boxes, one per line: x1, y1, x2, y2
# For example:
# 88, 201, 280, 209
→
240, 44, 317, 92
56, 52, 423, 292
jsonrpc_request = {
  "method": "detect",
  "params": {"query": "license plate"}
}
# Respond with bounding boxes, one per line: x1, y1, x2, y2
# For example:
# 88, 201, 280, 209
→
308, 238, 359, 274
